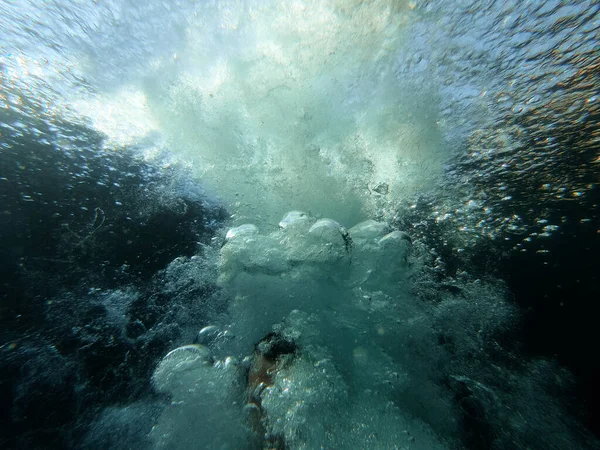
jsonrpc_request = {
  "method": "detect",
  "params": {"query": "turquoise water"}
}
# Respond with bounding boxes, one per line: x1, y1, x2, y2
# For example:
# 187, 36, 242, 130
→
1, 1, 598, 449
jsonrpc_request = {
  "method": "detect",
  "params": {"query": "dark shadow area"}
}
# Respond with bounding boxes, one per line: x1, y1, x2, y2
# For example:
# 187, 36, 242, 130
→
0, 104, 228, 449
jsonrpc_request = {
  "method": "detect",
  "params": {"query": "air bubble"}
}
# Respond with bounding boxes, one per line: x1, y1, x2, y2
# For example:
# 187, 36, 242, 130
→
226, 224, 259, 240
196, 325, 221, 345
512, 104, 526, 114
279, 211, 309, 229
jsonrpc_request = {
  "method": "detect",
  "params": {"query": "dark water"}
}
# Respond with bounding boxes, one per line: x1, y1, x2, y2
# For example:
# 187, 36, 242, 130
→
0, 105, 227, 448
1, 1, 599, 449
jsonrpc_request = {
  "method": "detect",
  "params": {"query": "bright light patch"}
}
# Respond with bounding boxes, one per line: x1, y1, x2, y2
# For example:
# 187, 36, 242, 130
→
73, 87, 158, 148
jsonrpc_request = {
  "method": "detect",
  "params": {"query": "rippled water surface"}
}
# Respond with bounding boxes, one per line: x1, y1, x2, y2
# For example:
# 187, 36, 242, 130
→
1, 1, 599, 449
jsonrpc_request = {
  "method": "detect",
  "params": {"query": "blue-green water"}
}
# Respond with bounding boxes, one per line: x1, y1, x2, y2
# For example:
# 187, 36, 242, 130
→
1, 1, 599, 448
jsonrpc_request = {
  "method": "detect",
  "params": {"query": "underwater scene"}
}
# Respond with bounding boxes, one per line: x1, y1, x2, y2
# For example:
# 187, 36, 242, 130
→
1, 1, 599, 449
